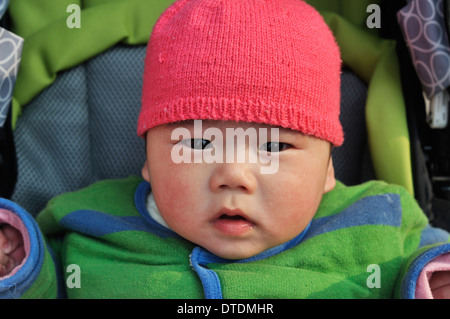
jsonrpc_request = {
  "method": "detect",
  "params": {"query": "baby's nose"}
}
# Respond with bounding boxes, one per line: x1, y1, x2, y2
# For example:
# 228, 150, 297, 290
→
209, 162, 257, 194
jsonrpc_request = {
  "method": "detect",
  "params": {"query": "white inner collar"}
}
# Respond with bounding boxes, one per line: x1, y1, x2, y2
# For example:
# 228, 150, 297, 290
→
146, 192, 170, 229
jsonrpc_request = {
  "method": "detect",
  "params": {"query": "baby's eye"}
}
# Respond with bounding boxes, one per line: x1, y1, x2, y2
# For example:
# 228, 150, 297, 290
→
260, 142, 291, 152
182, 139, 212, 150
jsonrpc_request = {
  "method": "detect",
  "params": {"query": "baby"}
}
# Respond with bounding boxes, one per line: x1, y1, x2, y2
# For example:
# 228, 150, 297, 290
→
1, 0, 450, 299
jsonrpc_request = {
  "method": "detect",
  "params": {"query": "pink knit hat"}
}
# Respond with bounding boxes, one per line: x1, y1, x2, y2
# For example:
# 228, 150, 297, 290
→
138, 0, 344, 146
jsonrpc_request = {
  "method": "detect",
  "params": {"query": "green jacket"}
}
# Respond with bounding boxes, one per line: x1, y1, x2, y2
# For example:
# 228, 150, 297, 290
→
0, 176, 449, 298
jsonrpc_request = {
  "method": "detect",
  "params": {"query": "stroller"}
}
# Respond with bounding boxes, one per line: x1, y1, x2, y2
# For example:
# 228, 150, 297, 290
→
0, 0, 449, 232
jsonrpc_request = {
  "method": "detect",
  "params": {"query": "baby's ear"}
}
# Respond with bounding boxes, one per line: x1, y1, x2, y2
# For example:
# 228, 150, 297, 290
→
323, 157, 336, 193
141, 160, 150, 183
141, 132, 151, 182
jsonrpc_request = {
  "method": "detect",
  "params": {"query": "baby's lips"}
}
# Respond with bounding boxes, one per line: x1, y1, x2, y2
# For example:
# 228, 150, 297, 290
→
215, 207, 255, 224
212, 207, 257, 236
213, 217, 256, 237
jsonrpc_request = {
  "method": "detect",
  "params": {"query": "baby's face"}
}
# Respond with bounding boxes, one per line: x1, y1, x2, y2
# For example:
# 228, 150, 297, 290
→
142, 120, 335, 259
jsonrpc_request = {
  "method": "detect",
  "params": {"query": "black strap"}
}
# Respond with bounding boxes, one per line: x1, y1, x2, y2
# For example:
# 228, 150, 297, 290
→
0, 105, 17, 199
431, 197, 450, 230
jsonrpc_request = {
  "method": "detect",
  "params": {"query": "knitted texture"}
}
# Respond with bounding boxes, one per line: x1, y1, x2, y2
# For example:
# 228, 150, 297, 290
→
138, 0, 344, 146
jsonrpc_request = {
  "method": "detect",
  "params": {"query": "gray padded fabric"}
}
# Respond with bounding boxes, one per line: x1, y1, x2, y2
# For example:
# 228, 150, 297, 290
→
12, 45, 146, 216
11, 45, 373, 216
333, 68, 376, 185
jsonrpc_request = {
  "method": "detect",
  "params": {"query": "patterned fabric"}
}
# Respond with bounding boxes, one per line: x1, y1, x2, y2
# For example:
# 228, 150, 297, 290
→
397, 0, 450, 98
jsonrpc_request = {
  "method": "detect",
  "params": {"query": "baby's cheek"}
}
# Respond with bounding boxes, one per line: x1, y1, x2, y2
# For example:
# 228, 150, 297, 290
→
267, 181, 323, 238
153, 172, 199, 221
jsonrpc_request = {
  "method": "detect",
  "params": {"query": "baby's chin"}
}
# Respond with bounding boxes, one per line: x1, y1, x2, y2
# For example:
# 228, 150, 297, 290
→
201, 241, 273, 261
209, 250, 261, 261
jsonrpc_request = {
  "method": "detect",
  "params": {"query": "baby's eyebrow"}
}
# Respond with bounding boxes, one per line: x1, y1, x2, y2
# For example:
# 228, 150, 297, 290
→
166, 120, 195, 128
277, 127, 304, 137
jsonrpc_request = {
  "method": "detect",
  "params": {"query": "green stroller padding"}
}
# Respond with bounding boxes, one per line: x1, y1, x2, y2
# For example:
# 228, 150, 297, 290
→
308, 0, 412, 195
307, 0, 381, 35
322, 12, 413, 196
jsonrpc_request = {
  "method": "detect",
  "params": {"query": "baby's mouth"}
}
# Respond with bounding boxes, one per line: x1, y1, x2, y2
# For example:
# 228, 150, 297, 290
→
218, 214, 247, 220
213, 208, 256, 236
